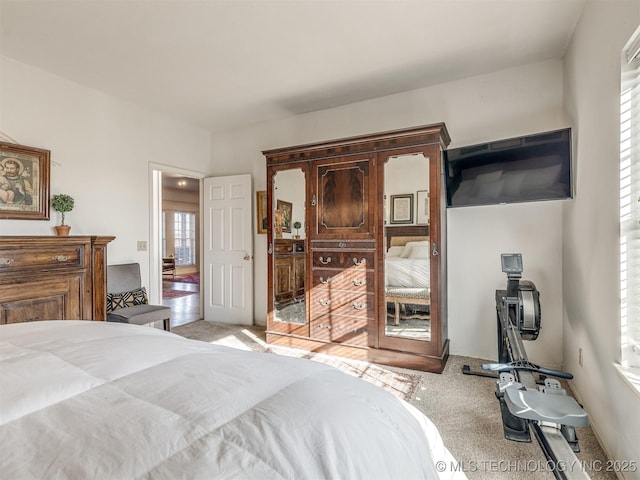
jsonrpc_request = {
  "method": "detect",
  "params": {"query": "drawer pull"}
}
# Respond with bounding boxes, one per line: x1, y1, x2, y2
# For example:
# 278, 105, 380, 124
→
52, 255, 69, 262
353, 258, 366, 266
318, 299, 332, 306
352, 279, 366, 286
319, 276, 332, 284
0, 258, 14, 266
319, 256, 332, 265
351, 302, 366, 310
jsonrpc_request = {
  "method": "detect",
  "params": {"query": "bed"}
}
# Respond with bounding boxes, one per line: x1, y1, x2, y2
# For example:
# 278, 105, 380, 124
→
385, 226, 431, 326
0, 320, 465, 479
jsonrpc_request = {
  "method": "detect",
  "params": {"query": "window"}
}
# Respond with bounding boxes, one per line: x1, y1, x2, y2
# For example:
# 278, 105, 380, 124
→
620, 27, 640, 369
174, 211, 196, 266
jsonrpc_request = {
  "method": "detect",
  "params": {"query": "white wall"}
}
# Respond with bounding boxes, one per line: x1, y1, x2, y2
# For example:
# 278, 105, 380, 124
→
212, 59, 568, 368
563, 1, 640, 476
0, 57, 211, 287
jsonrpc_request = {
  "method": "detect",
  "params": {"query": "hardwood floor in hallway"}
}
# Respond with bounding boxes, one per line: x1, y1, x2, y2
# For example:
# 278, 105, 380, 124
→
162, 279, 201, 328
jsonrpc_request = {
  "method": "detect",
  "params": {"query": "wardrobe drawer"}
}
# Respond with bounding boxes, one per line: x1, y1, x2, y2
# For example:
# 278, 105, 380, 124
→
312, 269, 374, 293
311, 240, 375, 250
311, 250, 374, 269
311, 314, 368, 345
310, 291, 374, 320
0, 246, 84, 272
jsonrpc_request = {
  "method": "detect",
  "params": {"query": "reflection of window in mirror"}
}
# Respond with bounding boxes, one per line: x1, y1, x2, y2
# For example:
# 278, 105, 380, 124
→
416, 190, 429, 225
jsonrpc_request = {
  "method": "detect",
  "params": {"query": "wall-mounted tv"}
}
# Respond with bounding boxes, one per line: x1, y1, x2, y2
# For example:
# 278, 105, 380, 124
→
444, 128, 573, 207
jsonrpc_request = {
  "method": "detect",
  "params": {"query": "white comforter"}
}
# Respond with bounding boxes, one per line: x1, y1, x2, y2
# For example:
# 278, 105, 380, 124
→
0, 321, 465, 480
385, 257, 430, 289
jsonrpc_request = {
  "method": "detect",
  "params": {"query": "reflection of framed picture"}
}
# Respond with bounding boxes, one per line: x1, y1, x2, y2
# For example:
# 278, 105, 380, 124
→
256, 190, 267, 234
0, 142, 50, 220
390, 194, 413, 224
416, 190, 429, 225
276, 199, 292, 232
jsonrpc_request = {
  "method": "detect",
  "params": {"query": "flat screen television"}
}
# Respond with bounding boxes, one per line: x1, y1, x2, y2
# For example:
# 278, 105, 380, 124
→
444, 128, 573, 207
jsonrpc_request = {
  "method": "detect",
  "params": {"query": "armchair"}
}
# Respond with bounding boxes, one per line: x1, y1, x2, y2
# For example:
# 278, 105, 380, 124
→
106, 263, 171, 331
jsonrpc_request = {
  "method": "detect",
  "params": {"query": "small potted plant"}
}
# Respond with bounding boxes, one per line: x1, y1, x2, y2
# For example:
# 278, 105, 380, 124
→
51, 193, 75, 236
293, 221, 302, 239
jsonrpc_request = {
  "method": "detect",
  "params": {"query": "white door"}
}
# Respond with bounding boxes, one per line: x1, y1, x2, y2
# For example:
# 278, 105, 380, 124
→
203, 174, 253, 324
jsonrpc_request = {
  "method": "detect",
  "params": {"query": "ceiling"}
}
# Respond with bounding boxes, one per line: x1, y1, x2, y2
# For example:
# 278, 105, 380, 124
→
162, 174, 200, 192
1, 0, 585, 133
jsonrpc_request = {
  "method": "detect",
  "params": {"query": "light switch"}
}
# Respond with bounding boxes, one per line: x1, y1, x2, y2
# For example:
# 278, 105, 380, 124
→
137, 241, 147, 251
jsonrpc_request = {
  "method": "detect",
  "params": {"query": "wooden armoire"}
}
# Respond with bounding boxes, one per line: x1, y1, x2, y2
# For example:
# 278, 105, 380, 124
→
263, 123, 451, 372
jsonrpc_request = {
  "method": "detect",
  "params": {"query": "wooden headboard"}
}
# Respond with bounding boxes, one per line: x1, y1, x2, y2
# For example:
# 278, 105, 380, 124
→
385, 225, 429, 249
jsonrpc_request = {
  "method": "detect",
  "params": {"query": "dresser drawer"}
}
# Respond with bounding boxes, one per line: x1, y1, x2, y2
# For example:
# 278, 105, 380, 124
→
0, 246, 84, 272
311, 250, 374, 269
0, 276, 83, 323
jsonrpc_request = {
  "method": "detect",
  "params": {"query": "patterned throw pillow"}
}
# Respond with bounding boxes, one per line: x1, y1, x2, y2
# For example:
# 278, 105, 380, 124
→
106, 287, 149, 313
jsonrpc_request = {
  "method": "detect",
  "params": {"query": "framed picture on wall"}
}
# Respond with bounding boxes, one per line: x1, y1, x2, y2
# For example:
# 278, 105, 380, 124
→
0, 142, 50, 220
416, 190, 429, 225
256, 190, 267, 234
276, 199, 293, 233
390, 194, 413, 224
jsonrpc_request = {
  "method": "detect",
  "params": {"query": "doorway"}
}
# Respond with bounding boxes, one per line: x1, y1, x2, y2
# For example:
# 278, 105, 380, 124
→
150, 164, 204, 328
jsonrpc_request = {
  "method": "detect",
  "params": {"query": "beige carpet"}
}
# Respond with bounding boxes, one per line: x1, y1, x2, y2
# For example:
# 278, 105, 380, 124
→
173, 321, 615, 480
172, 320, 421, 401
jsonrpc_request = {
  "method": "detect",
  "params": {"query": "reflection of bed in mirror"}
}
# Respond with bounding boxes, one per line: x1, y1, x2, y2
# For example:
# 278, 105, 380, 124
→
384, 226, 431, 341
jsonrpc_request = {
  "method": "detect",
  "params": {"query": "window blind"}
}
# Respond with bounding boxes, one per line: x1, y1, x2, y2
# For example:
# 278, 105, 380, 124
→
621, 26, 640, 368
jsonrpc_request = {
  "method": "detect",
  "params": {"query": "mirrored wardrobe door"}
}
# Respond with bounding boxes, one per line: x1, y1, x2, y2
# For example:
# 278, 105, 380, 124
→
269, 166, 308, 330
382, 153, 432, 343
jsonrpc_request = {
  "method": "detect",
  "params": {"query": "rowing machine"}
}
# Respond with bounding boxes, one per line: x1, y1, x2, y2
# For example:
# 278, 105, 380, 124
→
468, 254, 589, 480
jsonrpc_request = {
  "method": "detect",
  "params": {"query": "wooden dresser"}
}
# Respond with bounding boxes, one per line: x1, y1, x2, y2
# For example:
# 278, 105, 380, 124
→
274, 238, 305, 305
0, 236, 115, 324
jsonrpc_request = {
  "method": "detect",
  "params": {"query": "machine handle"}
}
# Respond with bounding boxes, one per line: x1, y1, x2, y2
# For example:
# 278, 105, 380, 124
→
482, 362, 574, 380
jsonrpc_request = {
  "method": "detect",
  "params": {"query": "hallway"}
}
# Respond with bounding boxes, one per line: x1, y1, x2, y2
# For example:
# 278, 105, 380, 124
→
162, 278, 200, 328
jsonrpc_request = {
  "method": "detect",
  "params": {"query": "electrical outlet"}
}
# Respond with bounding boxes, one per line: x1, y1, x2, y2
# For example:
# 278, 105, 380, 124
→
137, 241, 147, 251
578, 347, 583, 367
